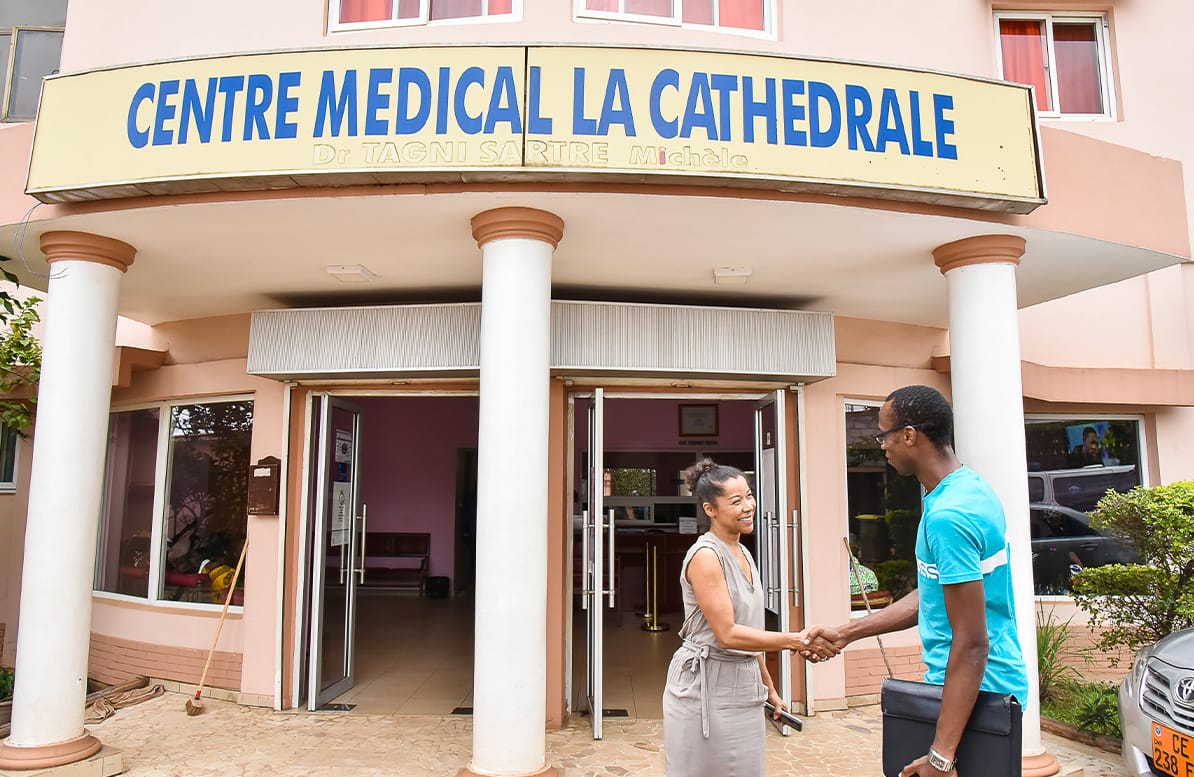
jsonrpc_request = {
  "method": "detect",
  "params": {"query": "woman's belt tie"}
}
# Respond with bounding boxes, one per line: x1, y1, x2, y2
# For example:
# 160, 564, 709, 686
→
679, 640, 755, 739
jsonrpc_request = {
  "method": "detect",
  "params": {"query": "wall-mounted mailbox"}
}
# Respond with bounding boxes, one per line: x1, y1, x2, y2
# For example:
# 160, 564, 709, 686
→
247, 456, 281, 515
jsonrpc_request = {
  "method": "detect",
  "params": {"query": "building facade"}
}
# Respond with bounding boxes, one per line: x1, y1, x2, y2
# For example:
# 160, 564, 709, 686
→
0, 1, 1192, 775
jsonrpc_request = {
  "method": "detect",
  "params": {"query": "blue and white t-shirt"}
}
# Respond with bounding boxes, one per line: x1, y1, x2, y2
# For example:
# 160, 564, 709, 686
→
916, 466, 1029, 704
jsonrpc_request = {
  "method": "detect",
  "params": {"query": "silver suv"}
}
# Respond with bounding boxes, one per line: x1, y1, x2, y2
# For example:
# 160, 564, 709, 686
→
1119, 627, 1194, 776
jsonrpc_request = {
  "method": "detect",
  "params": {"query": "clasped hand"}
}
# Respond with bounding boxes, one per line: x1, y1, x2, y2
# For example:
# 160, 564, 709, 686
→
792, 624, 843, 662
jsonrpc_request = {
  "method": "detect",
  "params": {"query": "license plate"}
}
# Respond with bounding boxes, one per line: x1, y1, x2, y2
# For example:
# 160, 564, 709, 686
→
1152, 722, 1194, 777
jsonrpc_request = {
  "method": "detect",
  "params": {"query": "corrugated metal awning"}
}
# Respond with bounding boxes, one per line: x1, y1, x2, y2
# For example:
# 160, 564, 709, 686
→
247, 301, 835, 382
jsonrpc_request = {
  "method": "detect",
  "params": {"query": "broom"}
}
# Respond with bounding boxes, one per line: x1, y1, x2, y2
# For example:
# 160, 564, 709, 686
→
185, 537, 248, 716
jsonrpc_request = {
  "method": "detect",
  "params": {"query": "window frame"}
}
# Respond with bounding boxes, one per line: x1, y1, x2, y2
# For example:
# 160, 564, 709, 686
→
1025, 412, 1147, 603
0, 424, 20, 491
0, 25, 64, 123
842, 398, 925, 616
574, 0, 776, 39
993, 10, 1116, 121
93, 394, 255, 612
328, 0, 521, 33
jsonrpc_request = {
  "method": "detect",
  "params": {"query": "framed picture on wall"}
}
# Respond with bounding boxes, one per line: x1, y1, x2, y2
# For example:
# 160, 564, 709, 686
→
679, 404, 719, 437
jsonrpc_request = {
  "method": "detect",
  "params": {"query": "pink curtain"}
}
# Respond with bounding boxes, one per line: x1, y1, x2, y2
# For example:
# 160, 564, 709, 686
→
586, 0, 620, 10
339, 0, 393, 23
999, 19, 1051, 111
718, 0, 764, 30
682, 0, 712, 25
397, 0, 421, 18
488, 0, 512, 13
1054, 22, 1103, 114
430, 0, 482, 19
625, 0, 673, 17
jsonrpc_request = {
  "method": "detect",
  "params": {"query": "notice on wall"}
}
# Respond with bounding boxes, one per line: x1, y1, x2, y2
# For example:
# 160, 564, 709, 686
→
331, 481, 351, 546
678, 516, 699, 535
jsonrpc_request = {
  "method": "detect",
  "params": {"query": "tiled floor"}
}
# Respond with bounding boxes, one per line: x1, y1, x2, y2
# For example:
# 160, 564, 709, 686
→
335, 592, 676, 718
81, 691, 1130, 776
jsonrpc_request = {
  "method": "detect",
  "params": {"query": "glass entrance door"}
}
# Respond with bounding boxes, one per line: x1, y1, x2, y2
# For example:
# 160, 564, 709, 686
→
583, 388, 610, 738
307, 396, 365, 710
755, 390, 793, 726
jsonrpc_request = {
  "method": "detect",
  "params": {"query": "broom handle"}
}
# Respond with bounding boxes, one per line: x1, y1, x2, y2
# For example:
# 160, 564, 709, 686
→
196, 538, 249, 696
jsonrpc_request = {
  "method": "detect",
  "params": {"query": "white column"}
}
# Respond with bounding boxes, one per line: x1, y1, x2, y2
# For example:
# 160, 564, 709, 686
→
463, 208, 563, 777
933, 235, 1058, 777
0, 231, 135, 770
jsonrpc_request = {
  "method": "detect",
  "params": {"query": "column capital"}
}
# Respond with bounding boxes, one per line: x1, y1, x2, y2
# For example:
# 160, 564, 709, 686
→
932, 234, 1026, 275
471, 207, 564, 250
41, 230, 136, 273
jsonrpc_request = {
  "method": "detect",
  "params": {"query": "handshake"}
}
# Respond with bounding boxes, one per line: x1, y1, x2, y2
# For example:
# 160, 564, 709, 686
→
789, 624, 847, 663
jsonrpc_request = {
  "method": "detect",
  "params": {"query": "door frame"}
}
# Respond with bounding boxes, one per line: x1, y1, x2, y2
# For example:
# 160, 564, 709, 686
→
564, 386, 808, 726
286, 386, 481, 711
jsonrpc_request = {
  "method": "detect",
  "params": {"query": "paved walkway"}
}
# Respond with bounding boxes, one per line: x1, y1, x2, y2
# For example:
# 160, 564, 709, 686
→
83, 692, 1128, 776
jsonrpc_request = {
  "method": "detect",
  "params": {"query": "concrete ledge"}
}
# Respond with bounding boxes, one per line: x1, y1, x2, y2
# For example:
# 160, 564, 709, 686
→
1040, 715, 1122, 754
148, 679, 272, 708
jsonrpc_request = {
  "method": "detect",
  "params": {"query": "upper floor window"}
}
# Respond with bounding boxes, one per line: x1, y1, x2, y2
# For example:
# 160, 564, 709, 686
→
995, 12, 1113, 119
333, 0, 515, 29
1, 0, 66, 122
578, 0, 770, 35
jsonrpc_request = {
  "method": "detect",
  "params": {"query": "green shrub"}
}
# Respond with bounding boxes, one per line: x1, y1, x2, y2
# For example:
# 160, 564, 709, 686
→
876, 559, 916, 600
0, 666, 13, 702
1036, 608, 1082, 703
1071, 481, 1194, 661
1041, 679, 1121, 739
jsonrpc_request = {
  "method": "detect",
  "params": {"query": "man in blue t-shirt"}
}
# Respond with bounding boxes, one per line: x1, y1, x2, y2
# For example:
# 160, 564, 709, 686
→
805, 385, 1027, 777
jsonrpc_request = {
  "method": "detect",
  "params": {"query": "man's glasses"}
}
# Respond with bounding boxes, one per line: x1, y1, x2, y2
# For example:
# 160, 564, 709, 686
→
874, 424, 922, 446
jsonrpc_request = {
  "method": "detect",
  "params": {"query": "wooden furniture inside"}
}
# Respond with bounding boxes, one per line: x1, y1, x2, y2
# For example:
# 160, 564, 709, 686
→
362, 531, 430, 595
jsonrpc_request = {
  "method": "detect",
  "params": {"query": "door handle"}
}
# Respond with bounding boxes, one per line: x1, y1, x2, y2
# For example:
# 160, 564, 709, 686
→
789, 509, 801, 605
581, 510, 590, 610
356, 504, 368, 585
607, 508, 616, 609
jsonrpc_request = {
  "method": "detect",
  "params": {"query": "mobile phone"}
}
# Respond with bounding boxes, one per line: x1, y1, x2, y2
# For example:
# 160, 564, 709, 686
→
763, 701, 803, 731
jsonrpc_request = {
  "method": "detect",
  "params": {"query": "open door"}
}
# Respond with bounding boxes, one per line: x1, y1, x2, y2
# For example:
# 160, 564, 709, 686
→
755, 390, 793, 729
307, 396, 365, 710
583, 388, 614, 739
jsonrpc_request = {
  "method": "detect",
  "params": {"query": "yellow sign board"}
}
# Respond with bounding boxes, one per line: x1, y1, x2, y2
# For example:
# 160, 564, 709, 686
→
27, 46, 1044, 212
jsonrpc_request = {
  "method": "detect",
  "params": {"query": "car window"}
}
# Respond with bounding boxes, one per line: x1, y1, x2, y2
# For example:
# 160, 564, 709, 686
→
1027, 475, 1045, 503
1052, 467, 1139, 511
1038, 508, 1098, 538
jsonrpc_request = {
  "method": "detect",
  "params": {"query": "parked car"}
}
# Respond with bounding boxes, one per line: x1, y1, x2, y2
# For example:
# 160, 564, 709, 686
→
1028, 464, 1140, 513
1029, 503, 1141, 595
1119, 627, 1194, 777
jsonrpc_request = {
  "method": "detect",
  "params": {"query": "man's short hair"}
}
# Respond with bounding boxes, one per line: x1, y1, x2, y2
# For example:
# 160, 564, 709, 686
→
885, 385, 953, 450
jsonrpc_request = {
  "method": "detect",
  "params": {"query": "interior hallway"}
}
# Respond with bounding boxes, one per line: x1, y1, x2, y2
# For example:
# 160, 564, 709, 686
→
327, 593, 678, 719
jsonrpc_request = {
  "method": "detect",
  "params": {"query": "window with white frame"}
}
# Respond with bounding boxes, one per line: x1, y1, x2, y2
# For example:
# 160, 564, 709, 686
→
578, 0, 771, 34
95, 399, 254, 606
332, 0, 515, 29
995, 12, 1113, 118
1024, 415, 1144, 596
0, 424, 18, 489
0, 0, 66, 122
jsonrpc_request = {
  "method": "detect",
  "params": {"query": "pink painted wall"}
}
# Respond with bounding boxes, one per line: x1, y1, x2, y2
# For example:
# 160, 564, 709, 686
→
353, 396, 478, 584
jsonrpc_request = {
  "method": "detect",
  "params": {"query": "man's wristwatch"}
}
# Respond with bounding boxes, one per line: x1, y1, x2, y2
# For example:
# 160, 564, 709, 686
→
927, 747, 956, 773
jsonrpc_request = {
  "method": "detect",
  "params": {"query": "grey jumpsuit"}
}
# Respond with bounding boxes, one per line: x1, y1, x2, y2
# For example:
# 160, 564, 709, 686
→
662, 532, 767, 776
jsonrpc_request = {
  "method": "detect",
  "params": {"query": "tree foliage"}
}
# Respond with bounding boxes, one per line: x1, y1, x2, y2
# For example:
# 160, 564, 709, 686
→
1070, 481, 1194, 657
0, 272, 41, 432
